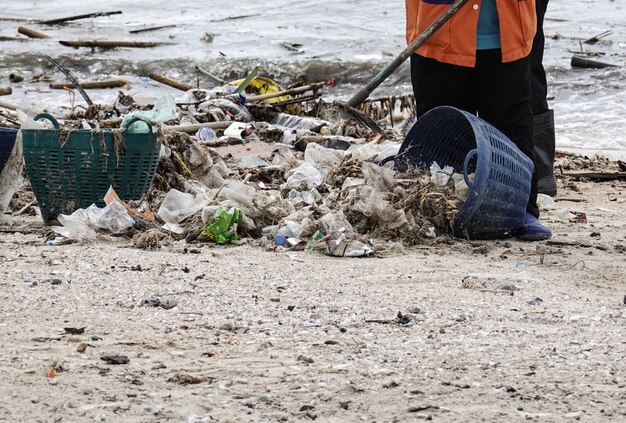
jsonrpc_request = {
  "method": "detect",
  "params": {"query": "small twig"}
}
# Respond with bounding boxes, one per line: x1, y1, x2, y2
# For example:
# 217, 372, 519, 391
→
195, 65, 226, 85
129, 24, 177, 34
563, 260, 589, 271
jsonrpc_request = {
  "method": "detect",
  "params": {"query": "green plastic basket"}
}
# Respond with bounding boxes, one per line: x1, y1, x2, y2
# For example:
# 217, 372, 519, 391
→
22, 114, 160, 222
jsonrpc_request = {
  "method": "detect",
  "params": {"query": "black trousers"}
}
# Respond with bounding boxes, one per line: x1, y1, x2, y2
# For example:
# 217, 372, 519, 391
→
410, 50, 539, 217
531, 0, 550, 114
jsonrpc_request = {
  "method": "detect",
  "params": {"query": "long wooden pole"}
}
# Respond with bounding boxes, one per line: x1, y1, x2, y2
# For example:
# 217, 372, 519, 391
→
59, 40, 172, 49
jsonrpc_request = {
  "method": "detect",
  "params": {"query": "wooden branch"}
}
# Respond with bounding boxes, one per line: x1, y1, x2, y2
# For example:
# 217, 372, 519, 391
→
129, 25, 177, 34
246, 82, 326, 102
59, 40, 172, 49
40, 11, 122, 25
0, 87, 12, 96
163, 122, 231, 133
50, 78, 127, 90
563, 171, 626, 181
148, 72, 193, 91
17, 26, 51, 39
571, 55, 620, 69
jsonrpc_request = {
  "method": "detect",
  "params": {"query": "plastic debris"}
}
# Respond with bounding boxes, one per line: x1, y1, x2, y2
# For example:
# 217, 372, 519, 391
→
199, 207, 243, 244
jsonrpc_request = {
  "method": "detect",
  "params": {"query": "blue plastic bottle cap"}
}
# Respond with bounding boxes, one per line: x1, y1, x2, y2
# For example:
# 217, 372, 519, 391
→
274, 233, 287, 246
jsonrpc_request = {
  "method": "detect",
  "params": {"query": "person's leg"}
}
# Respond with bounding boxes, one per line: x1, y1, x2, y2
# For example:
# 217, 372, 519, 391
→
531, 0, 557, 196
474, 49, 539, 218
474, 49, 551, 240
410, 54, 475, 117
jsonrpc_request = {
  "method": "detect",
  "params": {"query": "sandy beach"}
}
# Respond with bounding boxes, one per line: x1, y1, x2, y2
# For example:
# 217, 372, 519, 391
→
1, 173, 624, 422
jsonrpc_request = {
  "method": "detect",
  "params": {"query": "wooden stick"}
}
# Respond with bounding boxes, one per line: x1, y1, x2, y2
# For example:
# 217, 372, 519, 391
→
50, 79, 127, 90
246, 82, 326, 102
571, 55, 620, 69
129, 25, 177, 34
163, 122, 231, 133
17, 26, 51, 39
59, 40, 172, 49
0, 36, 32, 42
0, 87, 12, 96
0, 100, 17, 111
195, 65, 225, 85
40, 11, 122, 25
563, 171, 626, 181
0, 17, 42, 23
148, 72, 192, 91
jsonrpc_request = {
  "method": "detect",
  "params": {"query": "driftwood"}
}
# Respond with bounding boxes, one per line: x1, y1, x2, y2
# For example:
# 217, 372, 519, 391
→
571, 55, 619, 69
41, 54, 93, 105
0, 87, 12, 96
17, 26, 51, 39
0, 100, 17, 111
59, 40, 172, 49
563, 171, 626, 181
9, 74, 24, 83
246, 82, 326, 102
164, 122, 231, 133
40, 11, 122, 25
148, 72, 193, 92
129, 25, 177, 34
0, 16, 42, 23
50, 79, 127, 90
0, 36, 31, 42
583, 30, 613, 44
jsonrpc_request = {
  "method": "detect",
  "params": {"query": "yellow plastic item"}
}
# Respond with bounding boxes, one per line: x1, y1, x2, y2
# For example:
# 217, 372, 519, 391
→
226, 76, 292, 105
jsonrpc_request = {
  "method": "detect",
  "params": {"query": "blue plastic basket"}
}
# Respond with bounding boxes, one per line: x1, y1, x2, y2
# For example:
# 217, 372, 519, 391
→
0, 127, 18, 172
390, 106, 534, 240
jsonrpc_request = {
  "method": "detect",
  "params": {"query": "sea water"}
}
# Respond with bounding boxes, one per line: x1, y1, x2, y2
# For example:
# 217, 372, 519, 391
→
0, 0, 624, 157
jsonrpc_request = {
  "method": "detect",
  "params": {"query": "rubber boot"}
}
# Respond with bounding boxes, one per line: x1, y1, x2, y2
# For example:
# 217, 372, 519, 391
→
533, 109, 557, 197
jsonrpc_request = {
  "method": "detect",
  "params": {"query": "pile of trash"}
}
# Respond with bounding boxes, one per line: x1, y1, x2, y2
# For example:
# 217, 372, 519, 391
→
1, 79, 471, 256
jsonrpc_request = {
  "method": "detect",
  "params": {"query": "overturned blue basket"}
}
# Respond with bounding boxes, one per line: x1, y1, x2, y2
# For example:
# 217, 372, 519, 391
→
0, 127, 18, 172
390, 106, 533, 240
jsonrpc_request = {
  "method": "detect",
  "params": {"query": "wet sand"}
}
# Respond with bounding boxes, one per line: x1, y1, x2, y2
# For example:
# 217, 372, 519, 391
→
1, 177, 624, 422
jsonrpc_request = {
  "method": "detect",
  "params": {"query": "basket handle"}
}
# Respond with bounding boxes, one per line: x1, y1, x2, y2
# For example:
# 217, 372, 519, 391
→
463, 149, 478, 189
33, 113, 60, 129
123, 117, 153, 133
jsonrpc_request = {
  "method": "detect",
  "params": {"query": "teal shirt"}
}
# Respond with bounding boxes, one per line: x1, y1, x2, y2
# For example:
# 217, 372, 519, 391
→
477, 0, 501, 50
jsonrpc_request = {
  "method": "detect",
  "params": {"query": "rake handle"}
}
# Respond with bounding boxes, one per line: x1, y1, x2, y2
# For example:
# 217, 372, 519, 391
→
346, 0, 471, 109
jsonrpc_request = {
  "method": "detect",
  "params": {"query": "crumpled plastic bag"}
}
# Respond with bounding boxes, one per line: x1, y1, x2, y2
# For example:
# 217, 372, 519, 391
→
122, 94, 177, 133
430, 161, 455, 186
51, 201, 135, 238
200, 207, 243, 244
158, 189, 208, 224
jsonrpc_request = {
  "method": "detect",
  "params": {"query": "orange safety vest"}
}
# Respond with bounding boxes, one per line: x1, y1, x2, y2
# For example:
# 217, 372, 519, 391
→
406, 0, 537, 67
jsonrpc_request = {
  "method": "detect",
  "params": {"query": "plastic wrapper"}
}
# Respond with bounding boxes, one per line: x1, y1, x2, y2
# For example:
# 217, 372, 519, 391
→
197, 98, 253, 122
304, 143, 344, 169
285, 162, 324, 190
362, 162, 395, 192
271, 113, 330, 132
158, 189, 208, 224
430, 161, 455, 186
199, 207, 243, 244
